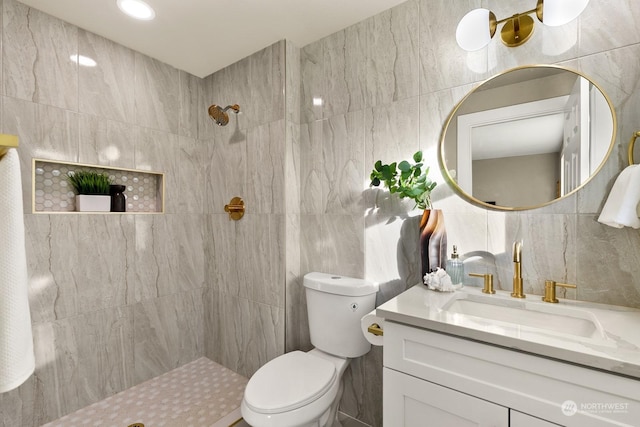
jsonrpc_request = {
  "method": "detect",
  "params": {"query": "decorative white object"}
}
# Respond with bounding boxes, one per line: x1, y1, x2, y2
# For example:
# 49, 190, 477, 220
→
423, 267, 461, 292
76, 194, 111, 212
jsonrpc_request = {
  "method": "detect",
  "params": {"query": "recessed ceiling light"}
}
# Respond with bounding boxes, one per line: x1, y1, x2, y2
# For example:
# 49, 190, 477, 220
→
117, 0, 155, 21
70, 54, 97, 67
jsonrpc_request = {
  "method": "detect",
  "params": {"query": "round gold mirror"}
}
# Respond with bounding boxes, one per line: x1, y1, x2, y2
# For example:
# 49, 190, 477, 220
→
440, 65, 616, 211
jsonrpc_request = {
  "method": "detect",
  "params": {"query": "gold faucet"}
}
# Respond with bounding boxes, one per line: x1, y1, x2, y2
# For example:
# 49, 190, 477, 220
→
511, 241, 525, 298
542, 280, 577, 303
469, 273, 495, 294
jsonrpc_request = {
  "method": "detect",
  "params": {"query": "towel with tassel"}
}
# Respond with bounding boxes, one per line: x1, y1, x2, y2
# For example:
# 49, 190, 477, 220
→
597, 164, 640, 229
0, 149, 35, 393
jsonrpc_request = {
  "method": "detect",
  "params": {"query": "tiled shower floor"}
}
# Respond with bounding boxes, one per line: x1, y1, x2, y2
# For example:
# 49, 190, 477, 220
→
41, 358, 248, 427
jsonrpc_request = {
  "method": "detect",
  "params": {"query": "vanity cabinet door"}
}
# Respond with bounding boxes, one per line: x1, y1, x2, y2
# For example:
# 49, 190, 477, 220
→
510, 410, 562, 427
384, 368, 509, 426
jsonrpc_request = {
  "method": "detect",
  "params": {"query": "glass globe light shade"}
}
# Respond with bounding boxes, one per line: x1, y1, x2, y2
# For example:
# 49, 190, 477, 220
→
539, 0, 590, 26
456, 9, 496, 51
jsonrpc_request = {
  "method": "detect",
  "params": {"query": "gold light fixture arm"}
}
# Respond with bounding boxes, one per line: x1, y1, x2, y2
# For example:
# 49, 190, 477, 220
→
224, 196, 245, 220
494, 8, 537, 25
628, 131, 640, 166
0, 134, 19, 160
496, 9, 537, 47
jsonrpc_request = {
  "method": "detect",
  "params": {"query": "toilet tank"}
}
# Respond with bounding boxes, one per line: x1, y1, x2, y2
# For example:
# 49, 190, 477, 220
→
303, 272, 378, 358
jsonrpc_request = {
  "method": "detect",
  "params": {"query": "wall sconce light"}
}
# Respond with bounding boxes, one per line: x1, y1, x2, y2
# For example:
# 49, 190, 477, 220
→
456, 0, 590, 51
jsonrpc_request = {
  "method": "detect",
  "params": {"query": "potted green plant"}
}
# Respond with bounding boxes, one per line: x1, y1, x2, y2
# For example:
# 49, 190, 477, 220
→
369, 151, 447, 279
369, 150, 437, 209
67, 170, 112, 212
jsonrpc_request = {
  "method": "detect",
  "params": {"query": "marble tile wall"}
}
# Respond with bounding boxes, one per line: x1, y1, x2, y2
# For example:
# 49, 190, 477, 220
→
0, 0, 206, 424
297, 0, 640, 425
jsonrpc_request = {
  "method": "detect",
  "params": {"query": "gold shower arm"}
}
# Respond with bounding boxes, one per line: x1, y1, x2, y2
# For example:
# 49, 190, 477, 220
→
629, 131, 640, 166
0, 134, 19, 160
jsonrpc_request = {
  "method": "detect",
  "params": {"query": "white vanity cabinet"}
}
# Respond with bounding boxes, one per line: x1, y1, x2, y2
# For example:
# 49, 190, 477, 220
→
384, 367, 509, 426
383, 321, 640, 427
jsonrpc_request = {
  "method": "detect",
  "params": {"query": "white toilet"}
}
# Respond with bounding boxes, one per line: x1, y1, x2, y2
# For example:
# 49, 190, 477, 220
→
241, 272, 379, 427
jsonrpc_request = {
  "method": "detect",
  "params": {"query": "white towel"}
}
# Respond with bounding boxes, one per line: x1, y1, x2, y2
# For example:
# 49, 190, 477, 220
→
598, 164, 640, 229
0, 149, 35, 393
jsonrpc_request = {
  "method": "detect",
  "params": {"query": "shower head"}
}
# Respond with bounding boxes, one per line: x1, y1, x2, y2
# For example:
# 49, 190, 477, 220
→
208, 104, 240, 126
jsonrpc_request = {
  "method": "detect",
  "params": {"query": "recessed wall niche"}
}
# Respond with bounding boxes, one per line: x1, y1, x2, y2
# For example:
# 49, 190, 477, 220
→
32, 159, 164, 213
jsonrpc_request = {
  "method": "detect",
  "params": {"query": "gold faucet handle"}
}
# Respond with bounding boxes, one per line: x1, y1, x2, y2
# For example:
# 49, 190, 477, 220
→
469, 273, 495, 294
542, 280, 577, 303
224, 196, 245, 220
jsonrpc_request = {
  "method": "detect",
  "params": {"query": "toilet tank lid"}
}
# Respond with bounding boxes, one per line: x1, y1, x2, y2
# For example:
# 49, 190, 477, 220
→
303, 272, 378, 296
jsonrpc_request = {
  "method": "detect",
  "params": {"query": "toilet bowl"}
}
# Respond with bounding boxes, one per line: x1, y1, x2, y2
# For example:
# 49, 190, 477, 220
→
240, 272, 378, 427
241, 349, 347, 427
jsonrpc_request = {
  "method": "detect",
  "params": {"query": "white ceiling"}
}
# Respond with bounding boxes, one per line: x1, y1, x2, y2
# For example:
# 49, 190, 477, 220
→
18, 0, 408, 78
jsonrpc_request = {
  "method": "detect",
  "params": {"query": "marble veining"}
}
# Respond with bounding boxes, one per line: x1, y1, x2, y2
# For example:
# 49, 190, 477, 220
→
31, 305, 134, 424
177, 135, 207, 214
135, 126, 179, 213
300, 40, 324, 124
323, 22, 367, 117
24, 215, 78, 323
178, 70, 202, 139
365, 0, 419, 108
78, 30, 136, 123
578, 0, 640, 57
249, 41, 285, 128
134, 53, 180, 134
78, 115, 136, 168
323, 111, 365, 215
133, 289, 204, 384
3, 0, 78, 111
74, 215, 131, 313
300, 120, 324, 215
418, 0, 488, 95
245, 120, 286, 215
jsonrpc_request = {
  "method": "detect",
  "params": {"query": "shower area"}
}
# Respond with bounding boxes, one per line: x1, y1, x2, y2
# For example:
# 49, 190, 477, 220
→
0, 1, 305, 421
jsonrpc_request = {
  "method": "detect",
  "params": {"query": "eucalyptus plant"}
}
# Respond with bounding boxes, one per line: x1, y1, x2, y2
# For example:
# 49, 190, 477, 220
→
369, 150, 437, 210
66, 170, 112, 195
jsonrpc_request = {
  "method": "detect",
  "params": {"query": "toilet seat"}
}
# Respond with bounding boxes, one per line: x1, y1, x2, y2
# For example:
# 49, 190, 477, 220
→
243, 351, 337, 414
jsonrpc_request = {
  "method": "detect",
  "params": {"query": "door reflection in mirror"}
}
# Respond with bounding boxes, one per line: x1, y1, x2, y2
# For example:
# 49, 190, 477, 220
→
440, 65, 616, 210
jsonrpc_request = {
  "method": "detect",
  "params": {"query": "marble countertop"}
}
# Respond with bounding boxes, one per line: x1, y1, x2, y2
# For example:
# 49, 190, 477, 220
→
376, 285, 640, 379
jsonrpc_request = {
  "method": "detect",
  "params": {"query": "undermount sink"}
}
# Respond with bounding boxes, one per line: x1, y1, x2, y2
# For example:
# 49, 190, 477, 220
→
442, 293, 606, 340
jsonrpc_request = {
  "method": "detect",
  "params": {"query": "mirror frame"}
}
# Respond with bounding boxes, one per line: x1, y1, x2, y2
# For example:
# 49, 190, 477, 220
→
439, 64, 617, 211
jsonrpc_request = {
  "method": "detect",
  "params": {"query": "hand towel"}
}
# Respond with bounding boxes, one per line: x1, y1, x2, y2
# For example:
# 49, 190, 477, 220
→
0, 149, 35, 393
598, 164, 640, 229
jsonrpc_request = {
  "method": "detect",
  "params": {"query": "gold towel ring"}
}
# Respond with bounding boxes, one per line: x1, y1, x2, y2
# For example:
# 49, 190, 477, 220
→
629, 131, 640, 166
